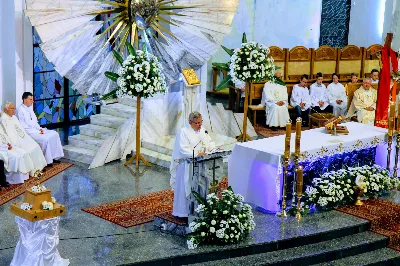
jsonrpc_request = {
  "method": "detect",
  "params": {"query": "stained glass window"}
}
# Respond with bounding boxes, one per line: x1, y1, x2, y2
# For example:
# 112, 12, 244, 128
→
34, 47, 55, 72
33, 72, 64, 100
34, 98, 65, 124
69, 95, 96, 121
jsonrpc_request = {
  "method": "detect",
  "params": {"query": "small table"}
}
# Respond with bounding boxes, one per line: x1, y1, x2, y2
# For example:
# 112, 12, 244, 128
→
308, 113, 336, 129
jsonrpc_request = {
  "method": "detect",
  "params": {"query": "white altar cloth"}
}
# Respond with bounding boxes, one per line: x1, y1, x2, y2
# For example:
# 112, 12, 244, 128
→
11, 216, 69, 266
228, 122, 388, 212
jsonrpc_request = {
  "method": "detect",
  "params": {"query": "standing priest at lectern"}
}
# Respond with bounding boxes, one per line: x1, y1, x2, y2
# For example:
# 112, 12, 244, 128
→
170, 111, 215, 219
16, 92, 64, 165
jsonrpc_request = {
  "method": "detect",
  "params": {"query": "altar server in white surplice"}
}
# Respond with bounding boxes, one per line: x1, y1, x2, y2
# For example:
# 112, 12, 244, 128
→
260, 72, 289, 130
170, 111, 215, 219
309, 72, 333, 113
327, 73, 348, 116
347, 78, 377, 125
0, 124, 34, 184
16, 92, 64, 164
371, 69, 379, 84
290, 74, 312, 126
2, 102, 47, 172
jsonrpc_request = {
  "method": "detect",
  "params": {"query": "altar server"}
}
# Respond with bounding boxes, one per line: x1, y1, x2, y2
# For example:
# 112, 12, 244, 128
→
327, 73, 348, 116
2, 102, 47, 172
0, 125, 35, 184
260, 71, 289, 130
309, 72, 333, 113
290, 74, 311, 126
371, 69, 379, 84
16, 92, 64, 165
170, 111, 215, 219
347, 78, 377, 125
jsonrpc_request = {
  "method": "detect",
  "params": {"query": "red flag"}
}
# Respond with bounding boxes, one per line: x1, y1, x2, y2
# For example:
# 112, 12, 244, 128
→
375, 45, 391, 128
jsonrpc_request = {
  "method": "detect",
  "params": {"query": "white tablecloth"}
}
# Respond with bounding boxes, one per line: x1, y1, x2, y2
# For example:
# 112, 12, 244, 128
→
228, 122, 388, 212
11, 216, 69, 266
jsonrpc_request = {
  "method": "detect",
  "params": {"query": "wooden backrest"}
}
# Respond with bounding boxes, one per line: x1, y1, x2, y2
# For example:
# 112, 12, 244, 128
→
269, 46, 287, 79
364, 44, 383, 77
347, 82, 379, 110
312, 46, 337, 79
338, 45, 363, 80
287, 46, 311, 81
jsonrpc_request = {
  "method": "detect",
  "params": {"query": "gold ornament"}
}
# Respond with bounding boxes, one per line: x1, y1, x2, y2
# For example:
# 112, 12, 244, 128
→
182, 69, 200, 85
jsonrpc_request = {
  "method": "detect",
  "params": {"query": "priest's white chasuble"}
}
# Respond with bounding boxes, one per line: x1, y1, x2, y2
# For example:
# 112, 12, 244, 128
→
1, 114, 47, 172
261, 81, 289, 127
170, 126, 215, 217
309, 82, 329, 110
348, 87, 377, 125
327, 82, 348, 116
16, 104, 64, 164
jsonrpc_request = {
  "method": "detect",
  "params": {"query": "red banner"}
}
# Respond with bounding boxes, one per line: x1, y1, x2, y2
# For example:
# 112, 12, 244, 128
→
375, 45, 392, 128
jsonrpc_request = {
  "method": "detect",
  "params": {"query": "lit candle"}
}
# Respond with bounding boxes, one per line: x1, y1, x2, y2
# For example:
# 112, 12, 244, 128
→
297, 166, 303, 196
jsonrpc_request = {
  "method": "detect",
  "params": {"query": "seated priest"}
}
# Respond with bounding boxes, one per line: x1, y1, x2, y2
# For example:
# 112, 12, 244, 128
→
309, 72, 333, 113
290, 74, 311, 126
2, 102, 47, 172
370, 69, 379, 84
16, 92, 64, 165
259, 71, 289, 131
346, 78, 377, 125
345, 73, 359, 95
0, 125, 36, 184
170, 111, 215, 220
327, 73, 348, 116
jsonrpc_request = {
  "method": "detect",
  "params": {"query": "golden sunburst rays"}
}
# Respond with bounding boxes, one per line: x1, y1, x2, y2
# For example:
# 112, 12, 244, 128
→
89, 0, 198, 52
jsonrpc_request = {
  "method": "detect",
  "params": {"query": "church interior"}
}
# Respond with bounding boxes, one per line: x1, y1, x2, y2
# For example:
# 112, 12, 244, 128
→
1, 0, 400, 265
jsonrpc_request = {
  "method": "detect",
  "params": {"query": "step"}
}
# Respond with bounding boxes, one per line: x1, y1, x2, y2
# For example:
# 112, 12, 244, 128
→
63, 145, 97, 165
119, 97, 143, 108
191, 232, 387, 266
90, 114, 127, 129
134, 147, 172, 168
68, 134, 104, 151
101, 103, 137, 119
141, 137, 174, 157
79, 124, 117, 140
313, 248, 400, 266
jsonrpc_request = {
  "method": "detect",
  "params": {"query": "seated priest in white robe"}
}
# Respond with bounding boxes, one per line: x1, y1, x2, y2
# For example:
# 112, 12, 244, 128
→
290, 74, 312, 126
259, 72, 289, 130
0, 125, 35, 184
346, 78, 377, 125
309, 72, 333, 113
371, 69, 379, 84
170, 111, 215, 219
2, 102, 47, 172
16, 92, 64, 165
327, 73, 348, 116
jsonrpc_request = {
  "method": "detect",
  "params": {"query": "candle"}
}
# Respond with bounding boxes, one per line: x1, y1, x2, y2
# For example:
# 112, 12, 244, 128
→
286, 120, 291, 139
297, 166, 303, 196
284, 138, 290, 159
393, 82, 397, 104
389, 102, 395, 136
390, 102, 396, 118
295, 118, 301, 156
296, 117, 302, 136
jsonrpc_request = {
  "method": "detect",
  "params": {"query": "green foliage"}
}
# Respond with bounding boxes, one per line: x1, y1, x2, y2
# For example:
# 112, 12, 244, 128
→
215, 75, 232, 91
212, 62, 230, 72
221, 45, 234, 56
241, 33, 247, 43
100, 88, 118, 100
126, 41, 137, 56
104, 71, 120, 82
112, 50, 124, 65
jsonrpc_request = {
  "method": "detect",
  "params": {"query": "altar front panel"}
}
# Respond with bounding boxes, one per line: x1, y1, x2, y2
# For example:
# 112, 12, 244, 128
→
228, 122, 388, 212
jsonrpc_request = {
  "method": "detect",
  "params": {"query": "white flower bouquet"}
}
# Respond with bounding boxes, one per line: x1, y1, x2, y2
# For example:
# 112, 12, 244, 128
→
31, 185, 46, 193
104, 42, 167, 100
186, 187, 255, 249
42, 201, 54, 211
229, 42, 276, 88
20, 203, 32, 210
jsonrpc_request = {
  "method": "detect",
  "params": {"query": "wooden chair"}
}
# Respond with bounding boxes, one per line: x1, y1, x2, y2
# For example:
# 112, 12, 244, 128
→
269, 46, 287, 80
338, 45, 363, 82
363, 44, 383, 77
312, 46, 337, 81
287, 46, 312, 81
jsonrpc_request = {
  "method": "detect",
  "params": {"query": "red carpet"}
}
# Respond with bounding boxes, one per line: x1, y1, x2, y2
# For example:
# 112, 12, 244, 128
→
0, 162, 74, 206
337, 198, 400, 251
82, 177, 229, 228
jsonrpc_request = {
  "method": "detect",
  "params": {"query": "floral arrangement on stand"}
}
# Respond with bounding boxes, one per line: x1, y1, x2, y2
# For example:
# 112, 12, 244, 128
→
102, 42, 167, 100
212, 33, 284, 91
305, 165, 397, 211
186, 187, 256, 250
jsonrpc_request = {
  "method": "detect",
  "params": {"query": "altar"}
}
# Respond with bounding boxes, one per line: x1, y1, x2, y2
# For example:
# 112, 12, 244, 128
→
228, 122, 388, 213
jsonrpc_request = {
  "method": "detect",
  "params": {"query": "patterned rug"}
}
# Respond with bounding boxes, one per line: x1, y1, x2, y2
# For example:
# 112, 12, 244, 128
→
337, 198, 400, 251
254, 124, 310, 138
82, 177, 229, 228
0, 162, 73, 206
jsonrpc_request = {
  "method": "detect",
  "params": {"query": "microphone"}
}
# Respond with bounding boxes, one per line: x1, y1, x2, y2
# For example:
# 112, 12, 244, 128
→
192, 130, 208, 176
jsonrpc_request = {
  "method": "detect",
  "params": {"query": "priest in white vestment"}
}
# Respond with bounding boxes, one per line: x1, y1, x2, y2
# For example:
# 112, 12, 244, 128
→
2, 102, 47, 172
327, 73, 348, 116
260, 72, 289, 129
309, 72, 333, 113
371, 69, 379, 84
0, 125, 35, 184
347, 78, 377, 125
16, 92, 64, 164
170, 111, 215, 218
290, 74, 311, 126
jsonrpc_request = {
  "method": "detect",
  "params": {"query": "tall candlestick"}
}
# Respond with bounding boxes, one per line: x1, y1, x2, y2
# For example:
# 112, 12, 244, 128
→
284, 120, 291, 159
393, 82, 397, 104
295, 165, 304, 220
295, 118, 301, 156
286, 120, 291, 138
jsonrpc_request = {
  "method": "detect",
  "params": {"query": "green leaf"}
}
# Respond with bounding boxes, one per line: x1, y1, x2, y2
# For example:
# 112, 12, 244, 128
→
242, 33, 247, 43
221, 45, 234, 56
112, 50, 124, 65
271, 76, 286, 86
216, 75, 232, 91
212, 62, 230, 72
192, 191, 207, 205
100, 88, 118, 100
126, 41, 137, 56
104, 71, 120, 82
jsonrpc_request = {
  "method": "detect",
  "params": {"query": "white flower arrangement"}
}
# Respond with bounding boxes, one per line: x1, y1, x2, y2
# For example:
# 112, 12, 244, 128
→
20, 203, 32, 210
229, 42, 275, 88
187, 187, 255, 249
31, 185, 46, 193
42, 201, 54, 211
305, 165, 396, 210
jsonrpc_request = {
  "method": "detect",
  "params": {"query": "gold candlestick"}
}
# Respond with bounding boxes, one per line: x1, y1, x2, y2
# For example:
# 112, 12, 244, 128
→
388, 102, 395, 171
394, 102, 400, 178
292, 117, 302, 205
277, 119, 292, 218
296, 166, 303, 220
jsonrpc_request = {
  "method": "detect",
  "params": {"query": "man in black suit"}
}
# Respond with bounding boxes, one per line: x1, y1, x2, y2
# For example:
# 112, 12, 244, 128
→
0, 160, 9, 188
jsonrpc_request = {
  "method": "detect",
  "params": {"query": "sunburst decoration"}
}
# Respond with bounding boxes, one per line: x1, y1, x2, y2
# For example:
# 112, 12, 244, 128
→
25, 0, 239, 95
